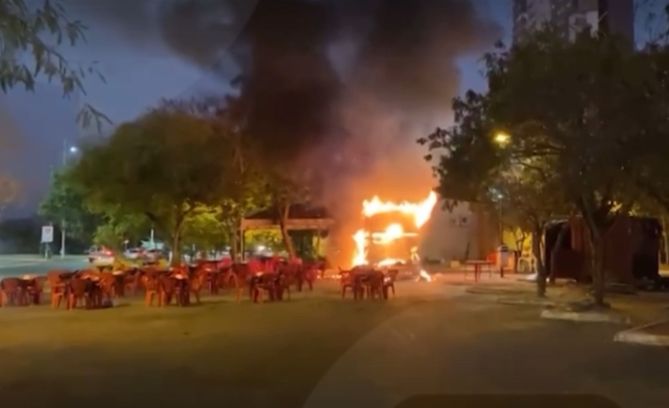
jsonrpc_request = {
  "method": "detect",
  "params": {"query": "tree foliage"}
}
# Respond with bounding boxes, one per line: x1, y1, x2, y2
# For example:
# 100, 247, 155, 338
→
39, 168, 100, 245
423, 28, 669, 304
181, 206, 229, 252
71, 106, 231, 265
167, 97, 272, 260
0, 0, 109, 128
223, 88, 315, 259
91, 208, 151, 251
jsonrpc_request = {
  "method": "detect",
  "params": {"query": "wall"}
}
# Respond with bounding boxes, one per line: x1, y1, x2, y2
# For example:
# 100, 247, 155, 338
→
419, 201, 496, 262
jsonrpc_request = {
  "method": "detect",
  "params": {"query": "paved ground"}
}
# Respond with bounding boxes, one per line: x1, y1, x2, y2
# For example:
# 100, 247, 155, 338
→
0, 274, 667, 408
304, 278, 669, 408
0, 254, 87, 277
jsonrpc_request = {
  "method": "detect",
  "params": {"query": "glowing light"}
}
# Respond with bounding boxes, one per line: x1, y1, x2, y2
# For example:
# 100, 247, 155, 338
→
362, 192, 438, 228
352, 191, 437, 267
352, 229, 369, 266
419, 269, 432, 282
376, 258, 406, 268
494, 132, 511, 147
371, 223, 417, 245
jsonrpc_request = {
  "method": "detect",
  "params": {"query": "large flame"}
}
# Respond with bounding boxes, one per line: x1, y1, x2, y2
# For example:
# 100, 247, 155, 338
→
352, 191, 437, 267
362, 192, 437, 228
352, 229, 369, 266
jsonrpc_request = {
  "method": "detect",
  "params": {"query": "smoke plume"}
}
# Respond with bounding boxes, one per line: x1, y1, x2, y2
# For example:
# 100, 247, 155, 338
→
74, 0, 500, 264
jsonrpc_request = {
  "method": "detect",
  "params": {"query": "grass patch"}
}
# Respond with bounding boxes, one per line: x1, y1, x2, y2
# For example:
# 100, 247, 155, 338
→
0, 281, 430, 407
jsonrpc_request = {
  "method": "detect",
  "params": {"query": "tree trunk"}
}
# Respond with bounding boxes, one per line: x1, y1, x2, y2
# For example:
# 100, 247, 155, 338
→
549, 222, 569, 284
278, 203, 296, 259
228, 214, 243, 262
589, 232, 606, 307
171, 230, 182, 267
230, 225, 238, 262
513, 231, 527, 274
533, 226, 547, 297
580, 198, 608, 307
662, 216, 669, 264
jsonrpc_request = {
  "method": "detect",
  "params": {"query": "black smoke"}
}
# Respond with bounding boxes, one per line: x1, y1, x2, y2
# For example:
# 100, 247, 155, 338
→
70, 0, 500, 264
70, 0, 498, 164
154, 0, 500, 164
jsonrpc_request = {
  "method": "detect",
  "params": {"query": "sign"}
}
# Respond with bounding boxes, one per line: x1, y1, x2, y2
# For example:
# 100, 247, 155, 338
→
41, 225, 54, 243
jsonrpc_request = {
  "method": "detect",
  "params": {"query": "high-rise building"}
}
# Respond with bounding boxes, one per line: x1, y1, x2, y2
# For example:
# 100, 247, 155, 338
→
513, 0, 633, 44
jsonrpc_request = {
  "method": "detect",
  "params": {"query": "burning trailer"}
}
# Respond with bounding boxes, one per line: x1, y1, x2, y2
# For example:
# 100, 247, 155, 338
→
351, 192, 437, 281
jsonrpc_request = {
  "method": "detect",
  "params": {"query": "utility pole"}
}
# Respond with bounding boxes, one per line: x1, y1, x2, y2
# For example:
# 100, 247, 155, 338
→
59, 139, 78, 258
60, 139, 67, 258
498, 200, 503, 244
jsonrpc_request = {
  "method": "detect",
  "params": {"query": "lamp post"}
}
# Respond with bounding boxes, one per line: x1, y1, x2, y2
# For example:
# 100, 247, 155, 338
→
492, 131, 511, 244
495, 191, 504, 245
59, 140, 78, 258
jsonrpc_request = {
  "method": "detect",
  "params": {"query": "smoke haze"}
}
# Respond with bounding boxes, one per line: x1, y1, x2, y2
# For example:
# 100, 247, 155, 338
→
68, 0, 500, 264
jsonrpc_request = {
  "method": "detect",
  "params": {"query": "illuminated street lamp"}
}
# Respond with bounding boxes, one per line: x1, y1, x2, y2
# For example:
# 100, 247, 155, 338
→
59, 140, 79, 258
494, 131, 511, 147
489, 187, 505, 245
492, 132, 510, 246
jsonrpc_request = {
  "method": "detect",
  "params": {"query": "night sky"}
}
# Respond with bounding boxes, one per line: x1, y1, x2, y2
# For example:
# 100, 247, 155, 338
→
0, 0, 654, 217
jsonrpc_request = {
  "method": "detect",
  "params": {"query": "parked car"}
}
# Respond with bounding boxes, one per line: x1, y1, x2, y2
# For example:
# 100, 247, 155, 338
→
88, 245, 115, 266
123, 247, 143, 260
142, 248, 165, 263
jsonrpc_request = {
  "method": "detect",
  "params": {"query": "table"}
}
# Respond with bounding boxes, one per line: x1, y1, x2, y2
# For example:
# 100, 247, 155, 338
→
464, 260, 494, 282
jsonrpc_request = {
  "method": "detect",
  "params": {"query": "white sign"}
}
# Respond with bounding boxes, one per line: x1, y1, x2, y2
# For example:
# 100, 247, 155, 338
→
41, 225, 54, 243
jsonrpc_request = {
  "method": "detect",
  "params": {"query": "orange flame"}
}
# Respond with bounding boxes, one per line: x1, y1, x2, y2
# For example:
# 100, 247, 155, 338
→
362, 192, 437, 228
352, 191, 437, 267
352, 229, 369, 266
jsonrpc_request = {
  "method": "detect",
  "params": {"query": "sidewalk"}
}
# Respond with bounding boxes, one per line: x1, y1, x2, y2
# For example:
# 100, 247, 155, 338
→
0, 255, 87, 277
615, 319, 669, 347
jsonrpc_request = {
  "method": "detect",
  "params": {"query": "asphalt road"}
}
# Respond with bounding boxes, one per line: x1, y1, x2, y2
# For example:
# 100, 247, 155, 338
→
304, 285, 669, 408
0, 254, 88, 277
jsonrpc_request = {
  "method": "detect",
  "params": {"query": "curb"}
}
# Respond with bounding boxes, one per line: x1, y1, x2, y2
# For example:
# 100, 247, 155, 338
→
614, 320, 669, 347
465, 287, 528, 296
497, 297, 557, 307
540, 308, 632, 324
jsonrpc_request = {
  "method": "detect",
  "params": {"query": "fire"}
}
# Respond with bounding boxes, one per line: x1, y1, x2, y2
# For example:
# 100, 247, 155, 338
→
352, 191, 438, 267
372, 223, 417, 245
362, 192, 437, 228
376, 258, 406, 267
352, 229, 369, 266
419, 269, 432, 282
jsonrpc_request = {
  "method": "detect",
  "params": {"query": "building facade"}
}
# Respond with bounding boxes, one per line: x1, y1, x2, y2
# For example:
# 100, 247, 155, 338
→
513, 0, 633, 44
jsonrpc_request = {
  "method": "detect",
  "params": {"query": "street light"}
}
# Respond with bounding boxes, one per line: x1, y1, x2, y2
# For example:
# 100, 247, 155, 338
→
494, 131, 511, 147
59, 140, 79, 258
492, 133, 510, 246
490, 188, 505, 245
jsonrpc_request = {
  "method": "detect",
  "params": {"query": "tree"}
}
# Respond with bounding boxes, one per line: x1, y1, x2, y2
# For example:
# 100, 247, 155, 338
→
91, 209, 151, 251
39, 168, 99, 245
245, 229, 285, 254
167, 97, 272, 261
0, 0, 109, 128
422, 90, 568, 297
264, 171, 311, 259
71, 107, 230, 266
495, 160, 570, 296
632, 43, 669, 242
423, 29, 659, 306
181, 206, 229, 253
